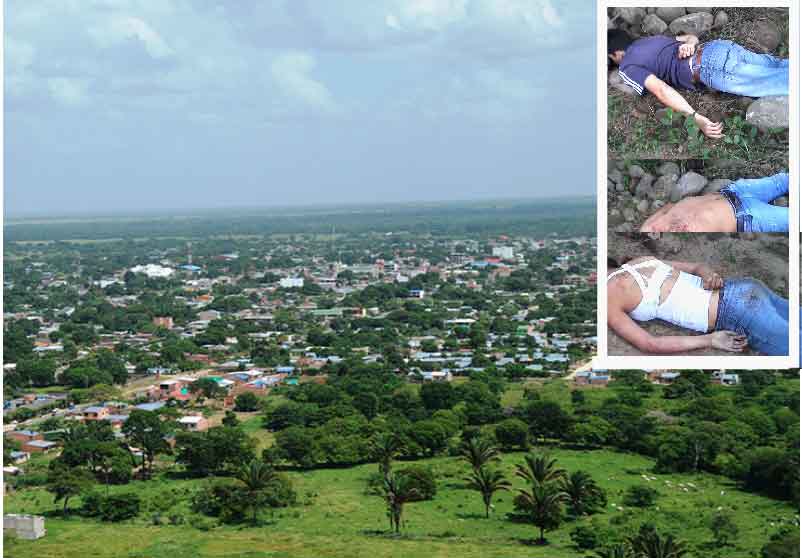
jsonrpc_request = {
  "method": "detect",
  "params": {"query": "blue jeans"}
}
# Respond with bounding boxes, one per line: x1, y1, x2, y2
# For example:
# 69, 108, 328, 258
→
715, 278, 795, 360
700, 40, 788, 97
719, 173, 789, 232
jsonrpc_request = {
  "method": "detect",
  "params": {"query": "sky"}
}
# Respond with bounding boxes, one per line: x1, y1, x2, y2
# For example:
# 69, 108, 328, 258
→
4, 0, 595, 217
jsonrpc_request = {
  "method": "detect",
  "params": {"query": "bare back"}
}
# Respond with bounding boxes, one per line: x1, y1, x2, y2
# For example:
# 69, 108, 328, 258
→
640, 194, 737, 232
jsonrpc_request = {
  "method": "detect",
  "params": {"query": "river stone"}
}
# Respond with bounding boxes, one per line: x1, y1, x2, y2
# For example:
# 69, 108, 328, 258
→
608, 168, 623, 182
613, 7, 646, 26
669, 12, 714, 35
713, 10, 729, 29
670, 171, 708, 202
628, 164, 645, 178
656, 7, 686, 23
615, 182, 626, 193
685, 8, 713, 13
702, 178, 732, 195
642, 14, 668, 35
746, 96, 789, 130
753, 20, 781, 52
635, 174, 655, 199
637, 199, 651, 214
656, 162, 680, 177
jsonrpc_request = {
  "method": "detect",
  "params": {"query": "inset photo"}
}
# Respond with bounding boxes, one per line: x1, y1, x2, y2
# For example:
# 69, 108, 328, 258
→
607, 232, 793, 358
606, 7, 789, 160
608, 159, 789, 233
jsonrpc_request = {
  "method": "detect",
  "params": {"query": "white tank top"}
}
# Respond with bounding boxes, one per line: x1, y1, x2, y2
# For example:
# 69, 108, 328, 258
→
607, 259, 712, 333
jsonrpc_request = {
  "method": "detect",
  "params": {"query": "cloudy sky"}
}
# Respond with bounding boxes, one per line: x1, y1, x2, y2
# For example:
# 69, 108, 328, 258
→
5, 0, 594, 217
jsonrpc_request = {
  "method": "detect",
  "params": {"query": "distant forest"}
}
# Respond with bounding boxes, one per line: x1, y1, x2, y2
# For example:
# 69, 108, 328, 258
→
4, 198, 596, 242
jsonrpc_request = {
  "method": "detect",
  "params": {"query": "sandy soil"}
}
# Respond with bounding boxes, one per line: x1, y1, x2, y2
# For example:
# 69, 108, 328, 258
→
607, 232, 789, 356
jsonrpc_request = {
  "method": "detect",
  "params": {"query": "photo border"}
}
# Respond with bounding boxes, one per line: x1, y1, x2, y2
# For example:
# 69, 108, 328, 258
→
596, 0, 799, 369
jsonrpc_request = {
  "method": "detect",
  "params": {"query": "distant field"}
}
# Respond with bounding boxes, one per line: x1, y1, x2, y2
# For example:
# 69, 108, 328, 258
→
4, 447, 795, 558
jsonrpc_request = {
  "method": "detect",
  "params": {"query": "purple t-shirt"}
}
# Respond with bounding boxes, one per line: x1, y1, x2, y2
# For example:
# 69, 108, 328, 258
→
618, 36, 697, 95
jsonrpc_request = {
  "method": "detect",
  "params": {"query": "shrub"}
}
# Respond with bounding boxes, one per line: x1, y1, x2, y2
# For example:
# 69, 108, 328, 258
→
623, 485, 658, 508
234, 392, 261, 412
495, 418, 529, 450
570, 524, 603, 550
82, 491, 141, 521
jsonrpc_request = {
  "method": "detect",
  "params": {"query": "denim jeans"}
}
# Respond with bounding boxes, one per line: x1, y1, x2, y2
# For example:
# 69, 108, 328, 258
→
700, 40, 788, 97
719, 172, 789, 232
715, 278, 794, 359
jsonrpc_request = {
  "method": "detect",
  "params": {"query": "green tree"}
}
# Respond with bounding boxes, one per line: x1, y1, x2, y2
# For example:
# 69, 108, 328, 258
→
627, 527, 688, 558
561, 470, 606, 517
46, 462, 93, 516
514, 482, 567, 545
234, 459, 277, 525
234, 392, 261, 412
516, 452, 566, 485
494, 418, 529, 450
371, 432, 404, 479
382, 472, 420, 534
465, 466, 510, 518
121, 410, 170, 477
460, 436, 500, 473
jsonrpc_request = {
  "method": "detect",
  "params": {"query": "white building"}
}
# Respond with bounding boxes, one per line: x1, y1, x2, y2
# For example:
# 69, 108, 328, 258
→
280, 277, 304, 288
492, 246, 514, 260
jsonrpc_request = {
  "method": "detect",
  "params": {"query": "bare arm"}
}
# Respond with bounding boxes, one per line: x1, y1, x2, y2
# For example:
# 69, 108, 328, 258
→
608, 306, 715, 353
644, 75, 724, 139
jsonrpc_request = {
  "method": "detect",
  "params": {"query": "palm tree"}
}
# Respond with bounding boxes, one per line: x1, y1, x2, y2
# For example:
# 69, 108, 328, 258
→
465, 466, 511, 518
628, 530, 688, 558
515, 452, 566, 486
371, 432, 404, 479
383, 472, 420, 534
560, 470, 605, 516
234, 459, 277, 525
460, 436, 500, 473
514, 482, 568, 545
595, 543, 634, 558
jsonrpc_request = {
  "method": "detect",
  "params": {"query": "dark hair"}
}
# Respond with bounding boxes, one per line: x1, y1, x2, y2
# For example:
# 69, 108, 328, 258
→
607, 29, 634, 58
607, 257, 623, 269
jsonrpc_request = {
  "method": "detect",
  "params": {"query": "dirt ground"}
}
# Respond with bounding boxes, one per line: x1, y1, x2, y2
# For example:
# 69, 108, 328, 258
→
607, 232, 789, 356
607, 7, 789, 162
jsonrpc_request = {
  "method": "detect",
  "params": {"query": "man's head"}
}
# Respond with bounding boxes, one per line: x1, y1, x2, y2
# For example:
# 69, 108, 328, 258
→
607, 29, 634, 66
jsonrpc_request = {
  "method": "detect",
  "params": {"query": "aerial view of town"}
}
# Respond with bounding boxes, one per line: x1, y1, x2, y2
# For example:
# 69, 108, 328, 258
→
2, 203, 799, 557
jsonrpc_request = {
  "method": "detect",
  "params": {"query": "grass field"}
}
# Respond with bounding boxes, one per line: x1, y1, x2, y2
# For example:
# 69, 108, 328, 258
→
4, 445, 796, 558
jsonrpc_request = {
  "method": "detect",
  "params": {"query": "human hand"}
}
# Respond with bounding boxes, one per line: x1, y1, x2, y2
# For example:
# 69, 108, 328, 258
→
693, 113, 724, 139
711, 331, 748, 352
678, 43, 696, 59
701, 270, 723, 290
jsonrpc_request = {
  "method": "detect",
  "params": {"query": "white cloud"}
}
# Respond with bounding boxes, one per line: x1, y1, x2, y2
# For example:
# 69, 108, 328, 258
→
88, 15, 173, 58
270, 51, 337, 112
47, 77, 90, 106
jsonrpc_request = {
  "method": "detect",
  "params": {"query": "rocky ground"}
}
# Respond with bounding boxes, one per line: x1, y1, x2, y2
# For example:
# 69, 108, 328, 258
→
608, 158, 789, 232
607, 7, 789, 161
607, 232, 789, 356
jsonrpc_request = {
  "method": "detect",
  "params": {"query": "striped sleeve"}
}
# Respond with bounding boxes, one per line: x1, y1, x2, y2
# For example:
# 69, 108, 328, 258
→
618, 65, 650, 96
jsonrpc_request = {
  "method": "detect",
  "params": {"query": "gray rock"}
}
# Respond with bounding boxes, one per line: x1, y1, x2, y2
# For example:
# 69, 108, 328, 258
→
613, 7, 646, 26
654, 174, 678, 198
702, 178, 732, 195
652, 200, 665, 211
669, 12, 714, 35
637, 199, 651, 214
773, 196, 789, 207
623, 208, 636, 222
608, 70, 622, 86
608, 168, 623, 183
685, 8, 713, 13
615, 182, 626, 193
713, 10, 729, 29
736, 96, 755, 110
656, 162, 680, 177
610, 208, 621, 218
608, 17, 615, 30
670, 171, 708, 202
642, 14, 668, 35
616, 160, 626, 171
655, 7, 686, 23
746, 95, 789, 130
635, 174, 655, 199
611, 82, 639, 96
628, 164, 645, 178
753, 20, 781, 52
615, 223, 633, 233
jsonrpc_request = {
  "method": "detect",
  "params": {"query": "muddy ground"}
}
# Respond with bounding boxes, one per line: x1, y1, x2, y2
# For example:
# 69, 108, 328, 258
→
607, 232, 789, 356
